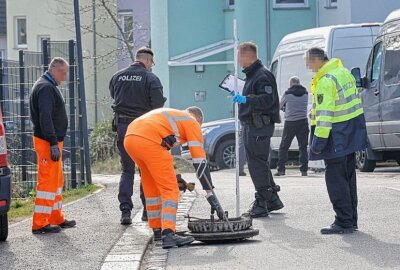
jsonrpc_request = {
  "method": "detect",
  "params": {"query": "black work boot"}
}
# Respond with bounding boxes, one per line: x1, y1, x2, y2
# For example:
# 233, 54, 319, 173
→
206, 195, 224, 220
153, 228, 162, 241
59, 219, 76, 229
274, 171, 285, 176
120, 209, 132, 225
267, 187, 284, 212
162, 230, 195, 249
248, 189, 271, 218
320, 224, 354, 235
141, 209, 148, 221
32, 224, 61, 234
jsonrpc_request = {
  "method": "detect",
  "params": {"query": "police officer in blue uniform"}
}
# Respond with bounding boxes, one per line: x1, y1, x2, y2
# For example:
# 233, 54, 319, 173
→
109, 47, 166, 225
232, 42, 284, 218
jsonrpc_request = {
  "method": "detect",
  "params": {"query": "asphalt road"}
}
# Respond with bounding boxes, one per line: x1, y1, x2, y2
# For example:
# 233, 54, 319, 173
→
167, 166, 400, 270
0, 175, 143, 270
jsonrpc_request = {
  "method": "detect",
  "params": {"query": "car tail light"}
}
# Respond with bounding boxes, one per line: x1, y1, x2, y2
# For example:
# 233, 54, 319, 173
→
0, 200, 6, 207
0, 109, 8, 168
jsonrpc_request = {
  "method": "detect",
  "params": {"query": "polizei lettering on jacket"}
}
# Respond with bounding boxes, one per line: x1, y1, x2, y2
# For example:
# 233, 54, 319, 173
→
118, 75, 143, 82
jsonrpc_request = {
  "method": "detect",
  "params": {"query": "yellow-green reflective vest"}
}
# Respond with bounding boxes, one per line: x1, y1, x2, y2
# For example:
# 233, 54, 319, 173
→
310, 58, 364, 139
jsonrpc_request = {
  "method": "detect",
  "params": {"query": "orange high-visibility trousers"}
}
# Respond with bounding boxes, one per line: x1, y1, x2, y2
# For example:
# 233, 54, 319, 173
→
124, 135, 179, 232
32, 137, 65, 230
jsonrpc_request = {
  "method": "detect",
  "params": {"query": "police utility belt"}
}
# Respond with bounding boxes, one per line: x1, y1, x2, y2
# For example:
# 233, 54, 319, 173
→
114, 113, 135, 124
242, 113, 272, 128
112, 113, 135, 131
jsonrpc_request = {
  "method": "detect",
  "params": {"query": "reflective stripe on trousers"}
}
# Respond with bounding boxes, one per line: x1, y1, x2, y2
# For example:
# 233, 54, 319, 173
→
32, 137, 65, 229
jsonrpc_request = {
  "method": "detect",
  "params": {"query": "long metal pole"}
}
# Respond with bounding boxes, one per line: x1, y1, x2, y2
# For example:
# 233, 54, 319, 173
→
92, 0, 98, 124
74, 0, 92, 184
19, 50, 27, 183
233, 19, 240, 217
266, 0, 272, 66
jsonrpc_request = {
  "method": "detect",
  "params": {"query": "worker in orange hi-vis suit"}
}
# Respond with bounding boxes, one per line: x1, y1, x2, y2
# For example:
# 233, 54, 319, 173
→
29, 57, 76, 234
124, 106, 224, 249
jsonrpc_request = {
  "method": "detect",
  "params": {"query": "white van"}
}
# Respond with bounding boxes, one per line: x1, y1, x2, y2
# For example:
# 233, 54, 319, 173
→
268, 23, 380, 168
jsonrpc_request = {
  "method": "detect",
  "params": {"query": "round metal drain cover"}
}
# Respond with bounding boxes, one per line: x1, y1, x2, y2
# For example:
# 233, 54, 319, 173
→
188, 215, 253, 233
185, 229, 259, 243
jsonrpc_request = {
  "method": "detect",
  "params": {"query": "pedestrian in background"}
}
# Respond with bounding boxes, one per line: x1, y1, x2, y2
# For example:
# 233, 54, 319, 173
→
275, 76, 309, 177
30, 57, 76, 234
109, 47, 166, 225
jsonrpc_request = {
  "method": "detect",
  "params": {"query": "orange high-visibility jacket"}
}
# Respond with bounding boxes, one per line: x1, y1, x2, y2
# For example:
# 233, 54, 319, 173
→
126, 108, 206, 163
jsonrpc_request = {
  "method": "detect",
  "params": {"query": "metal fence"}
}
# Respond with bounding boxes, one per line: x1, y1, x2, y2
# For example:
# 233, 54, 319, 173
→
0, 40, 90, 198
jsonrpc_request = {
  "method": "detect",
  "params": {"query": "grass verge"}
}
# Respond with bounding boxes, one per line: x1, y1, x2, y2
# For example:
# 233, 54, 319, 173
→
8, 184, 102, 224
92, 156, 121, 175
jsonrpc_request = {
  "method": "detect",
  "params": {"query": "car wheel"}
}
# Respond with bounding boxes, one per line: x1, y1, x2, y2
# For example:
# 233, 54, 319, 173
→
0, 213, 8, 242
215, 139, 235, 170
356, 150, 376, 172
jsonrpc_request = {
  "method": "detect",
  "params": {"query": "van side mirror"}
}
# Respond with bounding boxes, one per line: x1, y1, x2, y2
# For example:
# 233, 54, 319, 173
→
351, 67, 363, 88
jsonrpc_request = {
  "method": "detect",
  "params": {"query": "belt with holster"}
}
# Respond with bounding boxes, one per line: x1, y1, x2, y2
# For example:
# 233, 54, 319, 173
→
243, 113, 272, 128
115, 114, 135, 124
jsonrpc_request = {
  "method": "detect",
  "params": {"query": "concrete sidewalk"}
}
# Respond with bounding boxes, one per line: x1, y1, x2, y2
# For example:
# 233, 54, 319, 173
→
166, 168, 400, 270
0, 175, 144, 270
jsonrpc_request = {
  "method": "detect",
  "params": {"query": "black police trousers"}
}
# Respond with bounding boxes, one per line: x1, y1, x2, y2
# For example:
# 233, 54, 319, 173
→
325, 153, 358, 228
277, 119, 309, 173
116, 120, 145, 211
242, 123, 278, 193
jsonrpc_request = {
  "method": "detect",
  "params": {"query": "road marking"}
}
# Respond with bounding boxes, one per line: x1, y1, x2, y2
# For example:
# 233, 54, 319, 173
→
384, 187, 400, 193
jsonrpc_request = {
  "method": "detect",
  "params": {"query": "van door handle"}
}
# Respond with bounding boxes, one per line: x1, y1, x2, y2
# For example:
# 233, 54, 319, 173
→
374, 89, 380, 96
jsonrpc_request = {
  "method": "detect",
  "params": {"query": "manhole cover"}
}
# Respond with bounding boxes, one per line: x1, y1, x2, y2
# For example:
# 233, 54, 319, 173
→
185, 229, 259, 243
188, 215, 253, 233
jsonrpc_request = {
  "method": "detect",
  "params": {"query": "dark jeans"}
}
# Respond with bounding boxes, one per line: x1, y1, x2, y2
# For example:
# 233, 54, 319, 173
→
325, 153, 358, 228
277, 119, 309, 173
116, 121, 145, 211
243, 123, 277, 192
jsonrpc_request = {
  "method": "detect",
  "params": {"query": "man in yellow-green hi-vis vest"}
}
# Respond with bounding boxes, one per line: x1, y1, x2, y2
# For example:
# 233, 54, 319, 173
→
306, 47, 368, 235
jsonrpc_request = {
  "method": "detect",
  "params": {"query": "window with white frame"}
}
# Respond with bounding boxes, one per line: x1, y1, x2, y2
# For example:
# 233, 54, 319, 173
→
273, 0, 308, 8
227, 0, 235, 9
326, 0, 337, 8
15, 17, 27, 48
119, 12, 134, 45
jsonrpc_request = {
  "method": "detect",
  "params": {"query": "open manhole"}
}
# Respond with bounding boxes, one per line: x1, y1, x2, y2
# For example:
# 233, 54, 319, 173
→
185, 214, 259, 243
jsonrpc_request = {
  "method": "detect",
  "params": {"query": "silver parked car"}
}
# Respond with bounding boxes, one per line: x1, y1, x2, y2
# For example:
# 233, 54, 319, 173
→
185, 118, 299, 170
201, 118, 236, 170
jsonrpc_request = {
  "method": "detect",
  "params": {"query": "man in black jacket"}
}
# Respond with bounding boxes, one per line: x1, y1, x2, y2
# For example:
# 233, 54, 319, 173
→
30, 57, 76, 234
109, 47, 167, 225
232, 42, 284, 218
275, 76, 309, 177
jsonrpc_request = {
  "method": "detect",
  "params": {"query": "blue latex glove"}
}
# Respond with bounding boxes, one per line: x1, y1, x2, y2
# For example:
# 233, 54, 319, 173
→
232, 94, 247, 104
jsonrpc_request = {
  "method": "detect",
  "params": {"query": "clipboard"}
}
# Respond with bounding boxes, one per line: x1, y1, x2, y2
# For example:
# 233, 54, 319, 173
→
219, 74, 245, 94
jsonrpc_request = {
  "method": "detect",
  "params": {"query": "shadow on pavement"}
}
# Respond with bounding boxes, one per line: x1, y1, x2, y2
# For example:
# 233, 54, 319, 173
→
170, 237, 262, 266
341, 232, 400, 269
260, 213, 324, 251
